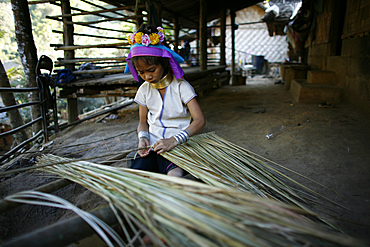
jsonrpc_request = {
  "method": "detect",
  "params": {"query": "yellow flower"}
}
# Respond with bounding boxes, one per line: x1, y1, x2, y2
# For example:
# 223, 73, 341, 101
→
135, 32, 143, 44
149, 33, 160, 45
128, 33, 134, 45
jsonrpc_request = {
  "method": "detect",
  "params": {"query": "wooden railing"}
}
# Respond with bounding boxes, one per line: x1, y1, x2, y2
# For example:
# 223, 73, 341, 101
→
0, 86, 45, 164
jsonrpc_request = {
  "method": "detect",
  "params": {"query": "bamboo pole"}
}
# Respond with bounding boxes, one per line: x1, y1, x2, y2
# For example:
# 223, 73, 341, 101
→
70, 93, 136, 99
63, 15, 145, 26
49, 2, 130, 22
54, 42, 129, 51
90, 64, 126, 69
49, 4, 146, 18
28, 0, 68, 5
54, 63, 125, 68
52, 30, 127, 40
66, 22, 130, 33
28, 0, 67, 4
59, 99, 134, 130
80, 0, 127, 18
71, 68, 124, 75
55, 57, 126, 64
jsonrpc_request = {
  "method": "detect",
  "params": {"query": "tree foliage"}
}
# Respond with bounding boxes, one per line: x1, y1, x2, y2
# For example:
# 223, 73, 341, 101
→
1, 0, 135, 119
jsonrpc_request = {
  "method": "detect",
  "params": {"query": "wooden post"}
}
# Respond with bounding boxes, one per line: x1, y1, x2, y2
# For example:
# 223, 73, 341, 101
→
148, 1, 162, 26
219, 4, 226, 66
196, 28, 200, 65
173, 16, 179, 54
231, 9, 236, 75
135, 7, 143, 30
61, 0, 78, 124
199, 0, 207, 71
329, 0, 346, 57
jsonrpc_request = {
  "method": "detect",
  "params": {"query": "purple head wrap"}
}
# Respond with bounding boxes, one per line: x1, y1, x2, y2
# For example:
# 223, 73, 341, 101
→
124, 43, 185, 82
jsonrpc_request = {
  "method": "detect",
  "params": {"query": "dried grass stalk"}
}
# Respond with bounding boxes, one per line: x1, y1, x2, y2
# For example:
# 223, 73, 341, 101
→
162, 132, 340, 211
5, 191, 125, 247
35, 154, 364, 247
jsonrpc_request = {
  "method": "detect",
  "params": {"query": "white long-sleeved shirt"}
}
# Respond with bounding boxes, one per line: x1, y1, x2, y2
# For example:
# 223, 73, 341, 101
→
134, 77, 196, 145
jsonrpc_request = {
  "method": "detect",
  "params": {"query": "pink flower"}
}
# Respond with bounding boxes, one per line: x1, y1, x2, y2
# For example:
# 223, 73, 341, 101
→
128, 33, 135, 45
141, 34, 151, 46
157, 27, 164, 33
158, 32, 165, 43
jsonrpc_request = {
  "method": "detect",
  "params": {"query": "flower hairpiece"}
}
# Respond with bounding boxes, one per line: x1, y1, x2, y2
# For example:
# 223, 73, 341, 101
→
128, 27, 165, 46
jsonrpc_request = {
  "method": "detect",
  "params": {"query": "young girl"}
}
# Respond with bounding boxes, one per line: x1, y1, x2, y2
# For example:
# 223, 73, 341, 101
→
125, 24, 205, 177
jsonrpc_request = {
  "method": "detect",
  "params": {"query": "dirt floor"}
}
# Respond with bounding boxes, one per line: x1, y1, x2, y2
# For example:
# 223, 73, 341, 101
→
1, 75, 370, 245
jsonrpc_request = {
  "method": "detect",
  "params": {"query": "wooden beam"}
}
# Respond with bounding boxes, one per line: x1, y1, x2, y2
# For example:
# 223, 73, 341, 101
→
28, 0, 66, 4
72, 93, 136, 98
49, 2, 105, 19
54, 63, 126, 68
64, 22, 130, 33
52, 30, 127, 40
62, 15, 145, 26
54, 42, 129, 51
55, 57, 126, 64
162, 6, 198, 26
49, 2, 135, 24
88, 64, 125, 69
60, 99, 134, 129
71, 68, 124, 75
199, 0, 207, 71
80, 0, 127, 17
49, 4, 145, 18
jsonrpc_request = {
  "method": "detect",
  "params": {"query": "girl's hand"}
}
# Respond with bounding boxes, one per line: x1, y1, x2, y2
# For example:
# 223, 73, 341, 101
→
137, 138, 150, 157
153, 137, 178, 154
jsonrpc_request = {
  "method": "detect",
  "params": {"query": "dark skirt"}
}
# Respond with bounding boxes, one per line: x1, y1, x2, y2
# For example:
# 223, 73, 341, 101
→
130, 151, 177, 174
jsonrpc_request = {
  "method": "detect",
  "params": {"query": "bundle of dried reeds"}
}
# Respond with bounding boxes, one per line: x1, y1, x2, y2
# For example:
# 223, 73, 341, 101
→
162, 132, 337, 211
34, 154, 363, 247
6, 190, 125, 247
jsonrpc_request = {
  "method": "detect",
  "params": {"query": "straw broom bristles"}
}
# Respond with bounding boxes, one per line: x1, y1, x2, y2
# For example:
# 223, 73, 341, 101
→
34, 154, 364, 247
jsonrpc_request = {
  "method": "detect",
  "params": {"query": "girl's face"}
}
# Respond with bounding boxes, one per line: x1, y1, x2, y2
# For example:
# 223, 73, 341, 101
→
135, 59, 165, 85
